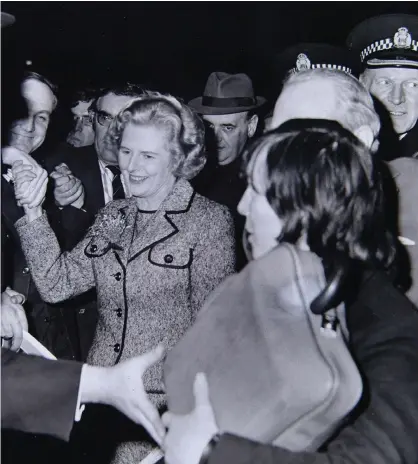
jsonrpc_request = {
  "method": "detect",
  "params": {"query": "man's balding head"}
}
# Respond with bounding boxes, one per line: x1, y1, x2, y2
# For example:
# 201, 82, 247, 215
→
272, 69, 380, 152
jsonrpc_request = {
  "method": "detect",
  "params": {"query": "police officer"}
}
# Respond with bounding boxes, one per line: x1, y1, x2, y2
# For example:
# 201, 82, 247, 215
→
347, 14, 418, 159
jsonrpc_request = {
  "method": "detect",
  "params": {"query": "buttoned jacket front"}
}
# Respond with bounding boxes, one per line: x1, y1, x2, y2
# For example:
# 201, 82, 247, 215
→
16, 179, 236, 392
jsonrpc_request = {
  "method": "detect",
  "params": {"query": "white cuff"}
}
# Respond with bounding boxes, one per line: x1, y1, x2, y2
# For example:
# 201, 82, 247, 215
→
75, 364, 87, 422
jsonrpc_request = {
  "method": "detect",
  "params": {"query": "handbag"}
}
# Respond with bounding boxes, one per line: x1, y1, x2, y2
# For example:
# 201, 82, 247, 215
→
164, 243, 363, 452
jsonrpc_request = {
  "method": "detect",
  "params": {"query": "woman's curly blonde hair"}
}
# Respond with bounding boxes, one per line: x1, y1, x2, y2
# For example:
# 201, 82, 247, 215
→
106, 91, 206, 180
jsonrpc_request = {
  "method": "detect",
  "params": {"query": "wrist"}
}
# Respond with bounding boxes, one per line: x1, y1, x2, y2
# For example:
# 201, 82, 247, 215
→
71, 195, 85, 210
25, 206, 43, 222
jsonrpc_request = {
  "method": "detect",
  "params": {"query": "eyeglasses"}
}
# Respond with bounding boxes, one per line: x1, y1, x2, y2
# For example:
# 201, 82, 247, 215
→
73, 114, 94, 126
96, 110, 114, 127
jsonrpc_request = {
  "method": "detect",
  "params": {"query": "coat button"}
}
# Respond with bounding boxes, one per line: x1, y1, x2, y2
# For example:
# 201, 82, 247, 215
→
79, 308, 85, 314
90, 244, 98, 252
116, 308, 122, 318
114, 272, 122, 281
114, 343, 121, 353
164, 254, 174, 264
22, 267, 30, 275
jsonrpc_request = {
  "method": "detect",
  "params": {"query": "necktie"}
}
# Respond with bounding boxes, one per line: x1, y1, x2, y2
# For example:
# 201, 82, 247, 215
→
106, 165, 125, 200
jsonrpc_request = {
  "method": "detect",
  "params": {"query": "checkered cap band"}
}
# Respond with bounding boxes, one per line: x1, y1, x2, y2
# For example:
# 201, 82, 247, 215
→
361, 38, 418, 61
292, 64, 352, 74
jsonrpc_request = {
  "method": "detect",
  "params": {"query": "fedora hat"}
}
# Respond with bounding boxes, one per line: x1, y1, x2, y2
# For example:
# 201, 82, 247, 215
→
189, 72, 266, 115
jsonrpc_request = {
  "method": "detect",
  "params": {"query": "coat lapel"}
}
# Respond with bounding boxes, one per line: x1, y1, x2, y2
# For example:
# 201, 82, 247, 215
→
128, 179, 196, 263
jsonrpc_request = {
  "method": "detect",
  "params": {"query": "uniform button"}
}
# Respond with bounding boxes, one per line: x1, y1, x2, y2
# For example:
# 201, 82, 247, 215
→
114, 343, 121, 353
79, 308, 85, 314
22, 267, 30, 275
90, 244, 98, 252
114, 272, 122, 281
164, 254, 174, 264
116, 308, 123, 318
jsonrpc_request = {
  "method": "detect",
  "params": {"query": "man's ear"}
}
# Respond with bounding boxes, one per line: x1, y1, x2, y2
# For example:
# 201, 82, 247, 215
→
247, 114, 259, 138
354, 125, 375, 150
359, 71, 369, 88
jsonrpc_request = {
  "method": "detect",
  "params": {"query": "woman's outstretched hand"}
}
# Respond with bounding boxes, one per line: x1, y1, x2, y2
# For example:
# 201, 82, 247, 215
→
12, 160, 49, 221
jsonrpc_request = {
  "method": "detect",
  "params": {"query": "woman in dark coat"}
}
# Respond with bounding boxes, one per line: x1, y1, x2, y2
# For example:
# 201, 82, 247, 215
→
12, 92, 236, 463
162, 120, 418, 464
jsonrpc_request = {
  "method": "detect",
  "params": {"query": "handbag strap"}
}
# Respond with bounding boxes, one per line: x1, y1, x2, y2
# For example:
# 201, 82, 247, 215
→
283, 244, 349, 341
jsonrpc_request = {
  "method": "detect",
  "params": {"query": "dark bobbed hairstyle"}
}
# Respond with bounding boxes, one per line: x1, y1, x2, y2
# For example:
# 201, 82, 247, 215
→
107, 91, 206, 180
242, 118, 396, 270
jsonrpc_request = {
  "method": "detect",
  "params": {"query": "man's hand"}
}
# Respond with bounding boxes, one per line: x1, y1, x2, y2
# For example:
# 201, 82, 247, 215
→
50, 163, 85, 209
12, 160, 49, 221
162, 373, 219, 464
1, 287, 28, 352
80, 344, 166, 446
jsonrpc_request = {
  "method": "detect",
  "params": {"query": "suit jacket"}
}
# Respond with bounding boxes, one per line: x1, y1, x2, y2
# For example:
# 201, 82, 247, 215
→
1, 348, 82, 442
389, 158, 418, 308
16, 179, 236, 391
207, 269, 418, 463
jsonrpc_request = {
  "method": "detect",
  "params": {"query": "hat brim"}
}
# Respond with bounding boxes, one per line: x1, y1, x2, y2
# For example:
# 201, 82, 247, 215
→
188, 96, 266, 115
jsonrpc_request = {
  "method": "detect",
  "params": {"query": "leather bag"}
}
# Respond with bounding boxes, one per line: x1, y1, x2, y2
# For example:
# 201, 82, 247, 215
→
164, 244, 363, 451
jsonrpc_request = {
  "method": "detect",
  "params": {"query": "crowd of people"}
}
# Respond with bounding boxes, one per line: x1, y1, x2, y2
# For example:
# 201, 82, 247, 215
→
2, 9, 418, 464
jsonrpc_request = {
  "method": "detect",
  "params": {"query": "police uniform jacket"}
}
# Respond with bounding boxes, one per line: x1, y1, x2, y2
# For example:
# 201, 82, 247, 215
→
15, 178, 236, 395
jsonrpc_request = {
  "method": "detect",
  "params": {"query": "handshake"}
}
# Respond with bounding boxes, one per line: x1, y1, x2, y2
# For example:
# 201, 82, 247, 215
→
4, 146, 85, 215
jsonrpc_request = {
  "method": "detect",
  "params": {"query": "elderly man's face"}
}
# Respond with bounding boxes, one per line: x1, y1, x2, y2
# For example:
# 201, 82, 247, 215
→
67, 100, 95, 147
9, 78, 56, 153
361, 67, 418, 135
272, 79, 340, 129
203, 112, 257, 166
94, 92, 133, 165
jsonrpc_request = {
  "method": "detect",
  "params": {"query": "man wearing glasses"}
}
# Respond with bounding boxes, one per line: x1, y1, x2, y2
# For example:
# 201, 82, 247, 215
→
51, 83, 145, 222
66, 89, 96, 148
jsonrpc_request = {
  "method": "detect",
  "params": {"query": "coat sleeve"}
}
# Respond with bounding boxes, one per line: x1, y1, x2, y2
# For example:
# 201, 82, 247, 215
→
190, 204, 236, 316
1, 348, 82, 441
14, 211, 96, 304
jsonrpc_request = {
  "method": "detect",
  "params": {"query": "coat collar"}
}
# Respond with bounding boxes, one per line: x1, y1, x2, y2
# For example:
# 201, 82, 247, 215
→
121, 179, 196, 263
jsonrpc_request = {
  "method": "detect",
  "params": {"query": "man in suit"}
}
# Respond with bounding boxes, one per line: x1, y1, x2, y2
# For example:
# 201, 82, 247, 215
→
161, 47, 418, 464
189, 72, 265, 269
1, 70, 82, 361
347, 14, 418, 159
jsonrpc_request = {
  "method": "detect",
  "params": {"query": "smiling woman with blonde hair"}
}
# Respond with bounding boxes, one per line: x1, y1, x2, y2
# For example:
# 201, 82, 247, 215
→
12, 91, 236, 463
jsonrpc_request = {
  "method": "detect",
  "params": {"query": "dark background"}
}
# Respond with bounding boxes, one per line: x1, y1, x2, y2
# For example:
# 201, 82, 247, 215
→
2, 2, 418, 103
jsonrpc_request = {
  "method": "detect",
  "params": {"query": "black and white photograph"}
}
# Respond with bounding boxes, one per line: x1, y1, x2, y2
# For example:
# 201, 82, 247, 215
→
1, 2, 418, 464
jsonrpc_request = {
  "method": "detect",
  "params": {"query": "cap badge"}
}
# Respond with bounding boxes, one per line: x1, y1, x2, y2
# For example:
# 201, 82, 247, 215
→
394, 27, 412, 49
296, 53, 311, 71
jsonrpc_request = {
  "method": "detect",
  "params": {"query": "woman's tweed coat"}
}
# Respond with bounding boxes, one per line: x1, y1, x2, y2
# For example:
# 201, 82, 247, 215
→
16, 179, 236, 393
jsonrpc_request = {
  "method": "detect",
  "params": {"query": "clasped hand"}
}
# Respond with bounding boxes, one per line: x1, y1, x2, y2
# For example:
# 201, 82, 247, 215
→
12, 159, 48, 212
50, 163, 85, 209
